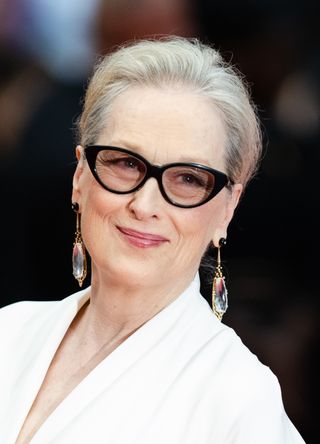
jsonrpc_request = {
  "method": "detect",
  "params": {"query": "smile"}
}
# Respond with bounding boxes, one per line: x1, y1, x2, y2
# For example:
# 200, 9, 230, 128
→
116, 226, 169, 248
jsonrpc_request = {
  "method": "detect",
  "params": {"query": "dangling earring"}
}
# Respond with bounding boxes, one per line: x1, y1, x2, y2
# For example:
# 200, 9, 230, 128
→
212, 237, 228, 321
72, 202, 87, 287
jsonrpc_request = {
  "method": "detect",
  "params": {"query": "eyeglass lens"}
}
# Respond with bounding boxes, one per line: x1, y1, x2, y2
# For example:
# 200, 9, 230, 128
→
95, 149, 216, 206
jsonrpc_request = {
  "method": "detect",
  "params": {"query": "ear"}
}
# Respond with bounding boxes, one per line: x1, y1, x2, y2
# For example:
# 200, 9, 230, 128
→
212, 184, 243, 247
71, 145, 85, 207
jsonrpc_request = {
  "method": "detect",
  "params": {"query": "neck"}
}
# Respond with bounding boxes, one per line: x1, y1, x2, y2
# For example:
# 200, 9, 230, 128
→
81, 266, 196, 346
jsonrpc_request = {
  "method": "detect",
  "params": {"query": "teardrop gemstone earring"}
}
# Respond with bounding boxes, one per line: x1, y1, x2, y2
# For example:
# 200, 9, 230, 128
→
72, 202, 87, 287
212, 238, 228, 321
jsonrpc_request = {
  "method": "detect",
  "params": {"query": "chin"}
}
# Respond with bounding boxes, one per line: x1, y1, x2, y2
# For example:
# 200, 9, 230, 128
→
92, 254, 158, 285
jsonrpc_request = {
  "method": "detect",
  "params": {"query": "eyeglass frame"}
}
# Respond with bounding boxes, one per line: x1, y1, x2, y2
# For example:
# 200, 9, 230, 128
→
84, 145, 234, 209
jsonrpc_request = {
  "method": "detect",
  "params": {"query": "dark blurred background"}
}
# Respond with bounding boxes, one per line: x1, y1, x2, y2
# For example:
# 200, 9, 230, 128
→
0, 0, 318, 442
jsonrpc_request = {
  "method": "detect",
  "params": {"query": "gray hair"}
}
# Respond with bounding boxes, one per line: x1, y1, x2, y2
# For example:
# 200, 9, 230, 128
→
77, 36, 262, 187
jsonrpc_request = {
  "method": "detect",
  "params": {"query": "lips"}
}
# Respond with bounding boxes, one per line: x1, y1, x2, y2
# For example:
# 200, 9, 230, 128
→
116, 226, 169, 248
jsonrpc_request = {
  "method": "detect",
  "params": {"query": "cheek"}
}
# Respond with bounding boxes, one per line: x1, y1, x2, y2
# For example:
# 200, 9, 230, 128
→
79, 180, 122, 247
80, 170, 124, 218
183, 193, 229, 247
174, 204, 219, 248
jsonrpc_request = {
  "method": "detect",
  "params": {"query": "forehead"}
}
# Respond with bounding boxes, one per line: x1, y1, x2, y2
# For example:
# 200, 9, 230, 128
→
97, 86, 227, 168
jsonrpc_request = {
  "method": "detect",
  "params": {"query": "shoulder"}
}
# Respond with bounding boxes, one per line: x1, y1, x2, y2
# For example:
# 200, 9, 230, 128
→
197, 322, 305, 442
189, 294, 267, 375
0, 299, 57, 327
204, 319, 281, 396
188, 315, 305, 442
187, 297, 284, 403
0, 287, 89, 336
0, 299, 60, 361
0, 288, 90, 365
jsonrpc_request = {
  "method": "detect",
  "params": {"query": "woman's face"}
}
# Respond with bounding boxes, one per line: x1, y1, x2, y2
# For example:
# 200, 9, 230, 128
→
73, 87, 242, 289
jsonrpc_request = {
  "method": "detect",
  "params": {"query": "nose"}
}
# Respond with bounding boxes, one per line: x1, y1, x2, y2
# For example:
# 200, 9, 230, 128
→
128, 178, 162, 220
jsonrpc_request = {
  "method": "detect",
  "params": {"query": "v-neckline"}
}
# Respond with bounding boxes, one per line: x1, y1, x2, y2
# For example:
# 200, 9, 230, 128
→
8, 278, 200, 444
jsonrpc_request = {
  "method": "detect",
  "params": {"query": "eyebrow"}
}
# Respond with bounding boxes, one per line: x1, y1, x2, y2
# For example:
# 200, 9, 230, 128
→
109, 139, 213, 167
176, 155, 211, 165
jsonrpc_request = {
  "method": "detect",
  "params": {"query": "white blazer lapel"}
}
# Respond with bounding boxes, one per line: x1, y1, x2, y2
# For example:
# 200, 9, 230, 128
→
29, 278, 200, 444
2, 288, 90, 444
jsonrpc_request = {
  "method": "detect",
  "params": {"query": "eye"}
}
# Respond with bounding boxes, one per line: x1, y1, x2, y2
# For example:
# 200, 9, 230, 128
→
100, 154, 144, 172
179, 173, 206, 187
122, 158, 141, 170
171, 171, 208, 189
164, 167, 215, 197
118, 157, 145, 173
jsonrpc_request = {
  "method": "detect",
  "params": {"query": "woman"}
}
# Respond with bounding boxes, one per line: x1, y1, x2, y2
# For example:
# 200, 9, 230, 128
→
0, 37, 305, 444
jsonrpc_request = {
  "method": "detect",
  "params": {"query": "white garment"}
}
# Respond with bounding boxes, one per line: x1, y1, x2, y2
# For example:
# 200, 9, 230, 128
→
0, 276, 306, 444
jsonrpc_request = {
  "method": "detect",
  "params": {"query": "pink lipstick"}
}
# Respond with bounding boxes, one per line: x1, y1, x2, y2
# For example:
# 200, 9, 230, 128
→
117, 226, 169, 248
